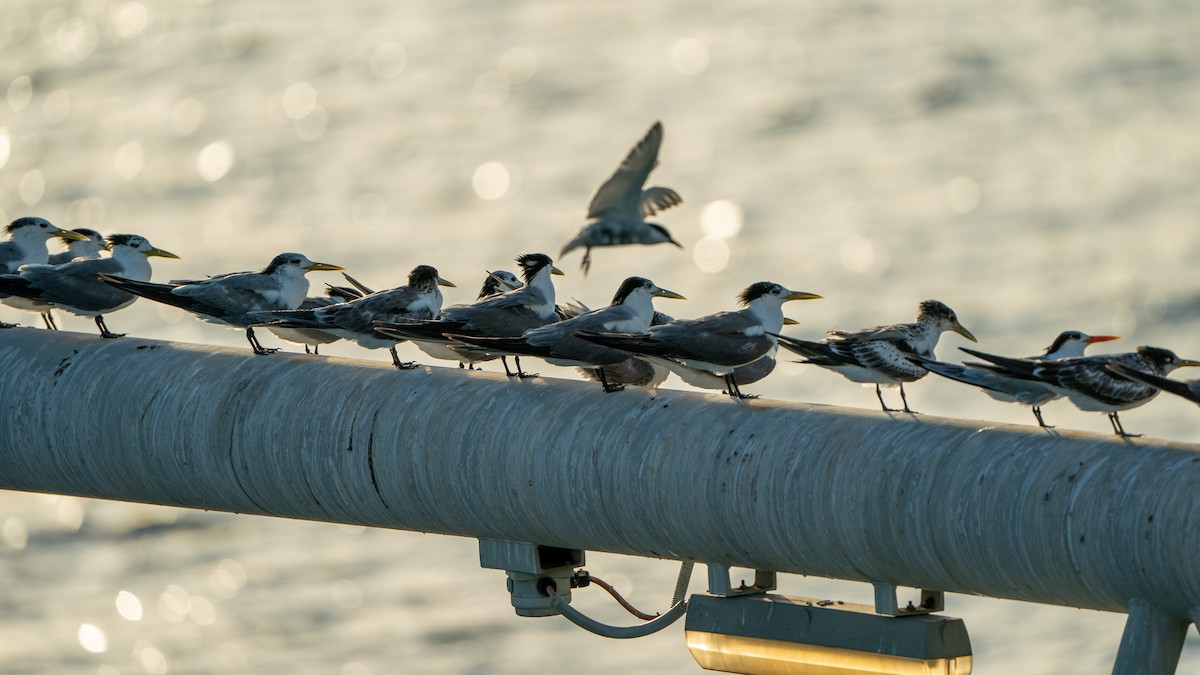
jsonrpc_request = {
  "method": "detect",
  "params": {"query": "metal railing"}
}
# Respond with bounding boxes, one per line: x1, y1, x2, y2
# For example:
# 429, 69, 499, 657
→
1, 328, 1197, 673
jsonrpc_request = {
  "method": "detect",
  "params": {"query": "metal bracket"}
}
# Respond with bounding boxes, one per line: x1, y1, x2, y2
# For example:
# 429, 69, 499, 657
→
706, 563, 777, 597
479, 539, 585, 617
872, 581, 944, 616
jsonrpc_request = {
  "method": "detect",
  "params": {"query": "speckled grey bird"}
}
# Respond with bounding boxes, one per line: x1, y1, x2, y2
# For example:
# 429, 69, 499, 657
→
0, 234, 178, 338
577, 282, 822, 399
559, 121, 683, 274
0, 217, 88, 328
253, 265, 455, 369
917, 331, 1120, 427
449, 276, 685, 392
375, 254, 563, 377
963, 345, 1200, 437
774, 300, 977, 413
1106, 362, 1200, 407
101, 253, 343, 354
406, 270, 525, 370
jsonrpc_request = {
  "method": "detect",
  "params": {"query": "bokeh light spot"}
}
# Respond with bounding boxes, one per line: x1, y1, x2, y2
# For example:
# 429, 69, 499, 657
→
116, 590, 143, 621
948, 176, 981, 214
370, 42, 406, 79
78, 624, 107, 653
693, 236, 730, 273
114, 141, 145, 180
700, 200, 743, 239
8, 75, 32, 111
472, 162, 510, 200
670, 38, 710, 75
197, 141, 234, 182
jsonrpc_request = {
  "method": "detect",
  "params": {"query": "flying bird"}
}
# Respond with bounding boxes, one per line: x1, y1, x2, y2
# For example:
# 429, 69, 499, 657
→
253, 265, 455, 369
101, 252, 342, 354
917, 331, 1120, 427
773, 300, 977, 413
449, 276, 685, 392
559, 121, 683, 274
375, 253, 563, 377
962, 345, 1200, 437
577, 282, 822, 399
0, 234, 179, 338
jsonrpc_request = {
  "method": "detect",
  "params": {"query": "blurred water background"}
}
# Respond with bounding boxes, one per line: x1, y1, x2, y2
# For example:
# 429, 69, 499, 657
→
2, 0, 1200, 672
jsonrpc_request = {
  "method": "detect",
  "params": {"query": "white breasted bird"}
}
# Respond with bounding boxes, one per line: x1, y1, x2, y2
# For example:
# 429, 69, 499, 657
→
253, 265, 455, 369
917, 330, 1120, 427
449, 276, 685, 392
0, 234, 179, 338
0, 217, 89, 328
100, 252, 343, 354
774, 300, 977, 413
962, 345, 1200, 437
559, 121, 683, 274
375, 253, 563, 378
577, 282, 822, 399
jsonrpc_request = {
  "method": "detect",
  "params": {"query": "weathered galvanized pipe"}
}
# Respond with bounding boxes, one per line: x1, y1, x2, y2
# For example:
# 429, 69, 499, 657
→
1, 329, 1199, 628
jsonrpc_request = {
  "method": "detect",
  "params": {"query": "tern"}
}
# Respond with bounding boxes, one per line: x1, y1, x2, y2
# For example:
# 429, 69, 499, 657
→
773, 300, 977, 413
577, 282, 823, 399
347, 269, 523, 370
916, 331, 1120, 427
566, 305, 673, 390
0, 217, 89, 328
1106, 362, 1200, 407
961, 345, 1200, 437
0, 234, 179, 338
375, 253, 563, 377
101, 252, 343, 354
48, 228, 108, 265
559, 121, 683, 274
449, 276, 686, 392
25, 228, 111, 329
253, 265, 455, 369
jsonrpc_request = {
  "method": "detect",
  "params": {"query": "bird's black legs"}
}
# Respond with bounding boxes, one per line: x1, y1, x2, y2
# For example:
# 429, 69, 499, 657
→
875, 385, 898, 412
501, 356, 515, 377
581, 248, 592, 276
596, 368, 624, 393
245, 326, 278, 355
41, 312, 58, 330
1109, 412, 1140, 438
304, 344, 311, 354
898, 384, 919, 414
391, 345, 417, 370
95, 316, 125, 339
1032, 406, 1054, 429
724, 374, 757, 400
514, 356, 537, 379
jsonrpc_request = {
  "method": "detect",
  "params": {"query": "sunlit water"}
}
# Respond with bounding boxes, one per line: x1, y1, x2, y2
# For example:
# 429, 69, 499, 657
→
2, 1, 1200, 673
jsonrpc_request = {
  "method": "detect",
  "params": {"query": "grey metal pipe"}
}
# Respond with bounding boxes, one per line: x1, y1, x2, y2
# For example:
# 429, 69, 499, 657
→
1112, 598, 1189, 675
2, 329, 1199, 620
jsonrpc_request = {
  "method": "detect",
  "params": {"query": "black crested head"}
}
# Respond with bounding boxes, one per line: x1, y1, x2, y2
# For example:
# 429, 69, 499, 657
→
106, 234, 143, 248
917, 299, 957, 322
515, 253, 554, 282
611, 277, 653, 305
408, 264, 441, 288
1136, 346, 1179, 368
738, 281, 783, 306
6, 217, 52, 235
478, 271, 510, 299
262, 252, 306, 274
1044, 330, 1086, 355
67, 228, 102, 241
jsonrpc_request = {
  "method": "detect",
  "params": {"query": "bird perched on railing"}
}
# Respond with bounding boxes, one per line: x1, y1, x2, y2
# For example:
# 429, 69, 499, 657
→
0, 234, 179, 338
577, 282, 822, 399
449, 276, 685, 392
1106, 362, 1200, 406
252, 265, 455, 369
559, 121, 683, 274
916, 330, 1120, 427
48, 228, 108, 265
101, 252, 342, 354
962, 345, 1200, 437
773, 300, 976, 413
375, 254, 563, 377
0, 217, 89, 328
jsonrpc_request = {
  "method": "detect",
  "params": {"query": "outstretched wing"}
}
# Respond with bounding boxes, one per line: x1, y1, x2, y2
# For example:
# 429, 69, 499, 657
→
587, 121, 663, 218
